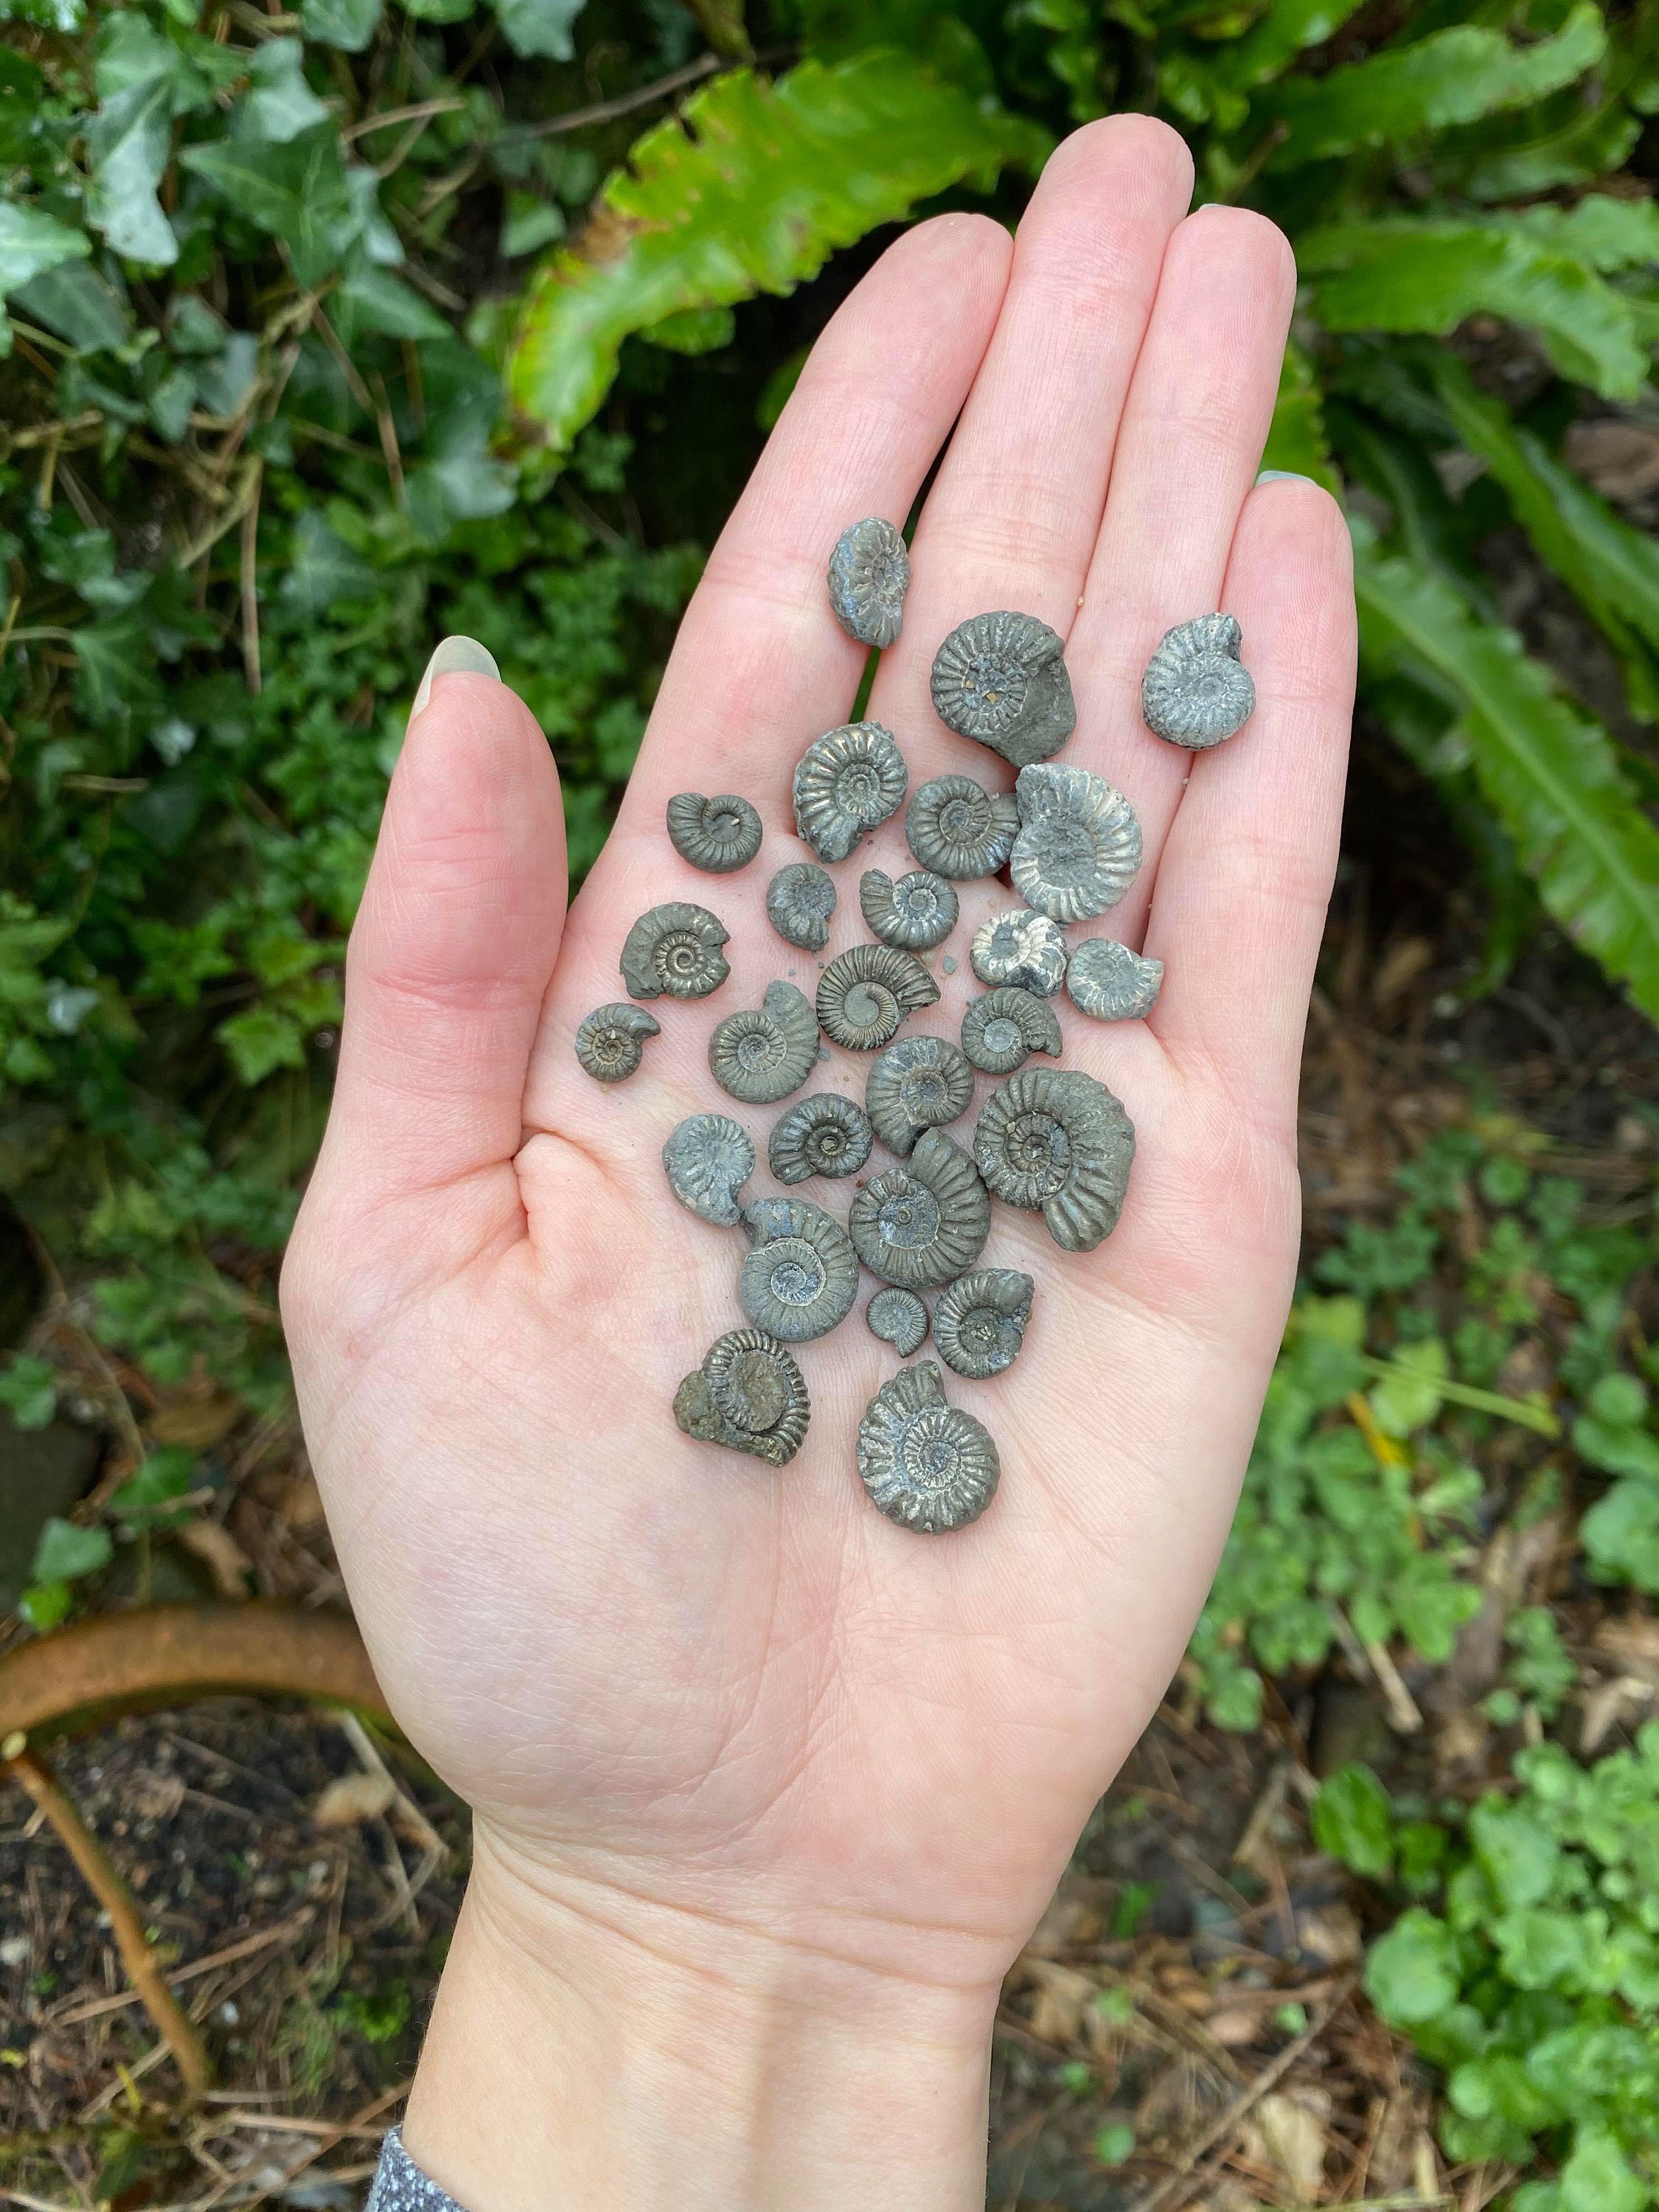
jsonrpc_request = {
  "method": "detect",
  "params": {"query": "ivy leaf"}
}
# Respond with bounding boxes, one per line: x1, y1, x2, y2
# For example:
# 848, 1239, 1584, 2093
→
180, 121, 358, 290
0, 204, 90, 296
237, 38, 331, 144
1312, 1764, 1395, 1878
1366, 1907, 1461, 2024
11, 258, 132, 350
30, 1516, 114, 1582
493, 0, 587, 60
217, 1004, 310, 1085
0, 1354, 57, 1431
335, 260, 451, 341
281, 510, 377, 612
302, 0, 382, 49
86, 74, 178, 266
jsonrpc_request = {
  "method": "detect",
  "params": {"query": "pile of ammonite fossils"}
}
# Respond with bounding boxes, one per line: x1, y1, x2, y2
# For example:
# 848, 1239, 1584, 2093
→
574, 516, 1255, 1534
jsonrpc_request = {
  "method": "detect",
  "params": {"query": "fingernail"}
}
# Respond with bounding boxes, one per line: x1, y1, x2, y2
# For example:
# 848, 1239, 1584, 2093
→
1256, 468, 1318, 487
410, 635, 501, 723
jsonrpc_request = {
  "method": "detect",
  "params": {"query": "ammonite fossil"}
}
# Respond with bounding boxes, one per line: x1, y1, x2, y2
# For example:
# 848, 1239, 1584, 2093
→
960, 987, 1062, 1076
848, 1127, 990, 1290
1067, 937, 1164, 1023
1009, 763, 1141, 924
709, 980, 819, 1105
864, 1034, 975, 1157
828, 517, 910, 650
859, 868, 958, 951
816, 942, 939, 1051
574, 1002, 659, 1083
868, 1286, 928, 1357
930, 611, 1076, 769
905, 774, 1019, 880
974, 1067, 1135, 1253
667, 791, 762, 874
765, 861, 836, 953
792, 721, 908, 863
738, 1197, 860, 1343
970, 908, 1068, 998
856, 1363, 1000, 1534
933, 1269, 1033, 1381
768, 1093, 873, 1184
663, 1113, 754, 1226
1141, 613, 1255, 749
619, 902, 731, 1001
674, 1329, 810, 1468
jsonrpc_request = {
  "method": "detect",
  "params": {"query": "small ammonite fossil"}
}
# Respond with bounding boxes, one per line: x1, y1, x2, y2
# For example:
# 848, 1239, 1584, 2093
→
1141, 613, 1256, 749
1010, 762, 1141, 924
960, 987, 1063, 1076
905, 773, 1020, 880
667, 791, 762, 874
848, 1127, 990, 1290
792, 721, 908, 863
674, 1328, 810, 1468
865, 1034, 975, 1157
970, 908, 1068, 998
739, 1196, 860, 1343
856, 1362, 1000, 1534
768, 1093, 873, 1184
868, 1286, 928, 1358
1067, 937, 1164, 1023
574, 1001, 660, 1083
860, 867, 959, 951
974, 1066, 1136, 1253
933, 1269, 1033, 1381
620, 902, 731, 1001
930, 611, 1076, 770
828, 517, 910, 650
816, 942, 939, 1051
709, 980, 820, 1105
663, 1113, 754, 1226
765, 861, 837, 953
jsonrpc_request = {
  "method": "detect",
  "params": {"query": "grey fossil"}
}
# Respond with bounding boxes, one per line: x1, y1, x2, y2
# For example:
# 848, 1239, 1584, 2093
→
816, 942, 939, 1051
933, 1269, 1033, 1381
856, 1363, 999, 1534
666, 791, 762, 874
864, 1034, 975, 1157
574, 1001, 660, 1082
768, 1093, 873, 1184
960, 987, 1063, 1076
930, 611, 1076, 769
1141, 613, 1255, 749
905, 774, 1020, 880
739, 1196, 860, 1343
1066, 937, 1164, 1023
620, 902, 731, 1001
674, 1329, 810, 1468
709, 980, 820, 1105
828, 517, 910, 649
1010, 762, 1141, 923
860, 868, 958, 951
848, 1127, 990, 1290
765, 861, 837, 952
792, 721, 908, 863
867, 1287, 928, 1357
662, 1113, 754, 1225
970, 908, 1068, 997
974, 1066, 1135, 1253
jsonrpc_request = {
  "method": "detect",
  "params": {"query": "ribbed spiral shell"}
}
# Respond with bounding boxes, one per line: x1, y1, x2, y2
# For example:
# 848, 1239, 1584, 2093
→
867, 1287, 928, 1357
673, 1329, 809, 1468
765, 861, 836, 952
574, 1001, 659, 1082
970, 908, 1068, 997
959, 987, 1062, 1076
662, 1113, 754, 1225
1010, 763, 1141, 924
1066, 937, 1164, 1022
738, 1197, 859, 1343
933, 1269, 1033, 1381
791, 722, 908, 863
768, 1093, 873, 1184
848, 1127, 990, 1290
1141, 613, 1255, 750
708, 981, 819, 1105
864, 1034, 975, 1156
855, 1362, 1000, 1534
827, 517, 910, 649
619, 902, 731, 1001
929, 611, 1075, 770
973, 1067, 1136, 1253
905, 774, 1019, 880
859, 868, 959, 951
816, 942, 939, 1051
666, 791, 762, 874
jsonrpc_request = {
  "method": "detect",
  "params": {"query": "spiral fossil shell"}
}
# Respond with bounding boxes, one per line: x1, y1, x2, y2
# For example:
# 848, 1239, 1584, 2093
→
765, 861, 837, 952
709, 980, 820, 1105
739, 1196, 860, 1343
768, 1093, 873, 1184
619, 902, 731, 1001
856, 1362, 999, 1534
1141, 613, 1255, 750
864, 1034, 975, 1157
1010, 763, 1141, 924
792, 722, 908, 863
574, 1001, 660, 1082
933, 1269, 1033, 1381
960, 987, 1062, 1076
667, 791, 762, 874
848, 1127, 990, 1290
905, 774, 1019, 880
867, 1287, 928, 1357
930, 611, 1076, 770
816, 942, 939, 1051
970, 908, 1068, 998
1067, 937, 1164, 1022
662, 1113, 754, 1226
674, 1329, 810, 1468
859, 868, 959, 951
974, 1067, 1136, 1253
827, 517, 910, 650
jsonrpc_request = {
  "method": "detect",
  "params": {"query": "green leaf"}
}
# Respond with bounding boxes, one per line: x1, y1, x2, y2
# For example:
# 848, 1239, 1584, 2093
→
0, 1354, 57, 1431
1581, 1478, 1659, 1590
302, 0, 382, 49
493, 0, 587, 59
1368, 1337, 1449, 1436
180, 122, 359, 291
1366, 1906, 1461, 2024
217, 1004, 308, 1084
18, 1580, 73, 1630
641, 304, 739, 354
336, 262, 451, 341
108, 1445, 199, 1523
0, 205, 91, 297
30, 1516, 114, 1583
11, 258, 133, 351
1312, 1763, 1395, 1878
1560, 2129, 1648, 2212
86, 74, 178, 267
507, 52, 1050, 453
1260, 338, 1340, 493
239, 38, 331, 144
1509, 192, 1659, 273
282, 510, 377, 611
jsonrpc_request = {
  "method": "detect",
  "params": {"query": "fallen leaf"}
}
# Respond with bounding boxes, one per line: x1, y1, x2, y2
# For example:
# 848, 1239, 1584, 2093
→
281, 1471, 327, 1532
1205, 2007, 1265, 2046
1026, 1960, 1098, 2045
312, 1771, 396, 1827
147, 1391, 243, 1450
174, 1517, 252, 1598
1371, 935, 1435, 1010
1293, 1902, 1361, 1968
1564, 417, 1659, 500
1256, 2090, 1328, 2203
1579, 1674, 1654, 1757
1594, 1615, 1659, 1667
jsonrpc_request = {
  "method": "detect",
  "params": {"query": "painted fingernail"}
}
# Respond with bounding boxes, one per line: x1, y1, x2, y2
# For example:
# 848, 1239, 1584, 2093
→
1256, 468, 1318, 487
410, 635, 501, 723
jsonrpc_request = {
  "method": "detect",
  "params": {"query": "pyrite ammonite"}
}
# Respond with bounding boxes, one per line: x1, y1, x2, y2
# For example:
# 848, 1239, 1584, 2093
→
619, 902, 731, 1001
867, 1286, 928, 1357
662, 1113, 754, 1226
765, 861, 837, 952
1066, 936, 1164, 1022
930, 611, 1075, 770
768, 1093, 873, 1184
970, 908, 1068, 998
1010, 762, 1141, 924
667, 791, 762, 873
960, 987, 1062, 1076
864, 1034, 975, 1157
848, 1127, 990, 1290
792, 721, 908, 863
709, 980, 819, 1105
816, 942, 939, 1051
933, 1269, 1033, 1381
574, 1002, 660, 1082
974, 1066, 1135, 1253
674, 1329, 810, 1467
1141, 613, 1255, 749
860, 868, 959, 952
739, 1196, 860, 1343
905, 773, 1020, 880
856, 1362, 1000, 1534
828, 516, 910, 649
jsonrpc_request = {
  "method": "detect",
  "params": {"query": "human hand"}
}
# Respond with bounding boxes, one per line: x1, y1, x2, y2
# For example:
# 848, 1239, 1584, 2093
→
282, 114, 1355, 2212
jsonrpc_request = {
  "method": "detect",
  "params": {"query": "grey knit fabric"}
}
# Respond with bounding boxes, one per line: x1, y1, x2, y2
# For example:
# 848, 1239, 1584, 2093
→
366, 2129, 465, 2212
